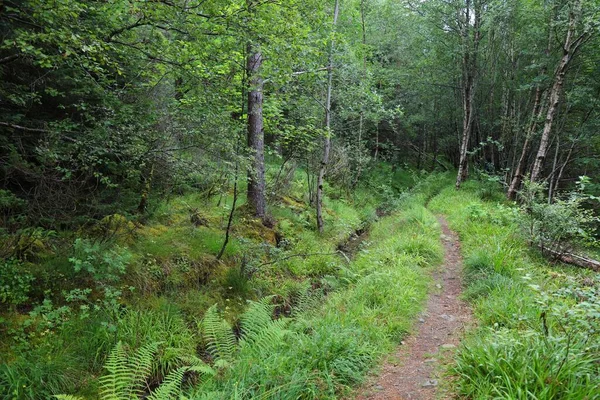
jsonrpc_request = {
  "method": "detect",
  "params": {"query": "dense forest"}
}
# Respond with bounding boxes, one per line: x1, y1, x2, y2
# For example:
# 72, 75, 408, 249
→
1, 0, 599, 399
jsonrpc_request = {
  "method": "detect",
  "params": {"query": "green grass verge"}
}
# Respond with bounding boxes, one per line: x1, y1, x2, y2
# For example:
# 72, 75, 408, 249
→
429, 183, 600, 400
187, 190, 444, 399
1, 166, 443, 399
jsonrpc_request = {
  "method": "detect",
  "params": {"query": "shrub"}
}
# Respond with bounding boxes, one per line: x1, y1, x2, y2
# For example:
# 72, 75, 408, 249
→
69, 238, 131, 283
519, 178, 599, 255
0, 259, 34, 308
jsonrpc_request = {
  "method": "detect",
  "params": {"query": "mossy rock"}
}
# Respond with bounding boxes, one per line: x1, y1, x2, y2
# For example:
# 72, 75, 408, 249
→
91, 214, 139, 243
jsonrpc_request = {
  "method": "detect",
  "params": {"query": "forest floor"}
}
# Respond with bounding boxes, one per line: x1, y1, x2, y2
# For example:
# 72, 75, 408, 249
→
357, 216, 472, 400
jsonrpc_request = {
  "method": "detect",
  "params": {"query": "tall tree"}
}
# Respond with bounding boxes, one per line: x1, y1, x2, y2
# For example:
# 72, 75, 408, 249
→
530, 0, 592, 183
456, 0, 483, 189
246, 41, 267, 220
316, 0, 340, 233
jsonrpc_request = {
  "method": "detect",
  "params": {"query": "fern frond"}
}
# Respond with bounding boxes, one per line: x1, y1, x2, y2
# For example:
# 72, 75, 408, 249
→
239, 319, 290, 358
54, 396, 85, 400
193, 392, 227, 400
239, 296, 276, 342
126, 341, 159, 398
99, 341, 159, 400
147, 366, 188, 400
99, 341, 133, 400
291, 286, 321, 317
178, 355, 216, 377
200, 305, 236, 362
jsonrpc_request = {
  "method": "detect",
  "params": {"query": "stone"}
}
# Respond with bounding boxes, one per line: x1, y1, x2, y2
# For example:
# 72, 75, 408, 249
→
422, 379, 438, 388
440, 314, 455, 321
441, 343, 456, 349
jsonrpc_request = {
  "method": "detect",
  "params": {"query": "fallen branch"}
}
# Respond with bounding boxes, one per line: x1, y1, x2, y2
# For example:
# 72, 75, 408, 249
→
543, 247, 600, 272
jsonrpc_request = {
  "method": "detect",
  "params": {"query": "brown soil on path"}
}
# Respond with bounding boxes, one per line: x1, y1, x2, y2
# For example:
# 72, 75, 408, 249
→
356, 217, 472, 400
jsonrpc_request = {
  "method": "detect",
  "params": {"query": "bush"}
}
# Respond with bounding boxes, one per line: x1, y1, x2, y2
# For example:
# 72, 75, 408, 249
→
69, 239, 131, 283
519, 179, 599, 255
0, 259, 34, 308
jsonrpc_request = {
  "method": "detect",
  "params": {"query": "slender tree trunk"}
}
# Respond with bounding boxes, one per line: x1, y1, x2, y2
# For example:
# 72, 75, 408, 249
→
246, 43, 266, 220
316, 0, 340, 234
353, 0, 368, 188
218, 65, 247, 260
374, 124, 379, 161
547, 134, 560, 204
530, 0, 586, 183
551, 138, 575, 201
507, 86, 544, 199
456, 0, 481, 189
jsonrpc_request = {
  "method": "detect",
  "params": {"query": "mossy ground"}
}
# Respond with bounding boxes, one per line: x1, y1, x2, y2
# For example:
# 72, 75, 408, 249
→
1, 165, 445, 399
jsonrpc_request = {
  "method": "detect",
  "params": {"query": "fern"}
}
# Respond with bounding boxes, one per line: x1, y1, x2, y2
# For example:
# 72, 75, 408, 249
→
200, 305, 236, 363
239, 297, 276, 341
239, 319, 290, 359
57, 343, 214, 400
291, 285, 322, 317
147, 366, 188, 400
99, 341, 158, 400
238, 297, 291, 359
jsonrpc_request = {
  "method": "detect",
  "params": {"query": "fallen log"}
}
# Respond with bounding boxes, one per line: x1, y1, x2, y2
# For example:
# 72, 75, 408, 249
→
544, 247, 600, 272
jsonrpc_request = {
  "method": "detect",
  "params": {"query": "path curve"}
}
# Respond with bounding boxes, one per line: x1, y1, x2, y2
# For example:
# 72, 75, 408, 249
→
357, 217, 471, 400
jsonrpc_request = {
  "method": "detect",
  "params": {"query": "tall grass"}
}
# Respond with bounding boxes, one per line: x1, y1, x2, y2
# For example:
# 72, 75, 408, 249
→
429, 183, 600, 399
188, 194, 444, 399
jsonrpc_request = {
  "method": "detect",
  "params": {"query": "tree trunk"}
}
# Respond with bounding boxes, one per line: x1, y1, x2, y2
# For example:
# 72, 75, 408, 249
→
455, 0, 481, 189
530, 0, 586, 183
246, 44, 266, 220
506, 86, 544, 199
316, 0, 340, 234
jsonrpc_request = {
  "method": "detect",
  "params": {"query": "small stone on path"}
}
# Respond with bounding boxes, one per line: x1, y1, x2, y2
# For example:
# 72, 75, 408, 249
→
422, 380, 438, 388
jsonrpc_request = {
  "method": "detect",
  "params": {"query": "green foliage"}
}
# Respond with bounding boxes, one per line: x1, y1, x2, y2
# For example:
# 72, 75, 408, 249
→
69, 239, 131, 283
430, 181, 600, 399
0, 259, 34, 307
519, 179, 599, 253
99, 341, 158, 400
58, 341, 214, 400
200, 305, 237, 364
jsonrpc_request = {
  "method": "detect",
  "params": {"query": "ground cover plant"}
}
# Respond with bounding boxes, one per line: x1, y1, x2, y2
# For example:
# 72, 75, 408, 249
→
0, 168, 448, 399
429, 181, 600, 399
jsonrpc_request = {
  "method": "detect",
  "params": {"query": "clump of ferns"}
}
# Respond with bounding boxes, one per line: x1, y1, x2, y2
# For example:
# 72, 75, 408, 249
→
56, 341, 214, 400
199, 296, 292, 370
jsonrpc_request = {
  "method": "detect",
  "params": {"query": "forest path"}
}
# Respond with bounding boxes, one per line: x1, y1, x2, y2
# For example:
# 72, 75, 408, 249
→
356, 216, 472, 400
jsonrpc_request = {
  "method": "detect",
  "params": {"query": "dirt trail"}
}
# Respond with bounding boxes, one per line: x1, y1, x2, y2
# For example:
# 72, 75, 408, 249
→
357, 217, 472, 400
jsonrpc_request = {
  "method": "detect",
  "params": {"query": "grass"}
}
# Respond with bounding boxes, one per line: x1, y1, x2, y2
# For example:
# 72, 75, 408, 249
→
1, 164, 443, 399
188, 187, 445, 398
429, 182, 600, 399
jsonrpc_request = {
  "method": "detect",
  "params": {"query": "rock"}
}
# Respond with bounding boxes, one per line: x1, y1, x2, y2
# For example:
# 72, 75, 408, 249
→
424, 358, 436, 363
419, 318, 425, 323
375, 385, 384, 391
441, 343, 456, 349
440, 314, 455, 321
435, 283, 442, 289
422, 379, 438, 388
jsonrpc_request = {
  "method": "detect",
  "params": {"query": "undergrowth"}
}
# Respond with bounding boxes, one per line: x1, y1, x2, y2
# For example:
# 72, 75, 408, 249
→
0, 166, 447, 399
429, 182, 600, 399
